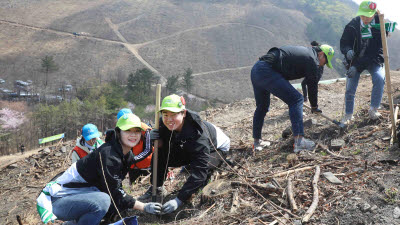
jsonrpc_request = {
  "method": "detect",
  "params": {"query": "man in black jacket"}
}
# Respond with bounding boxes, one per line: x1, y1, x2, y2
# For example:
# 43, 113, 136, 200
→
251, 44, 334, 152
140, 94, 230, 214
340, 1, 386, 123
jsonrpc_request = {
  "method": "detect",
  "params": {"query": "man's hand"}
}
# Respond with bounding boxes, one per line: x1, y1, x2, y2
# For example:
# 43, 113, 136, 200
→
311, 107, 322, 114
346, 66, 357, 78
346, 50, 355, 61
143, 202, 162, 215
150, 129, 160, 140
161, 198, 182, 214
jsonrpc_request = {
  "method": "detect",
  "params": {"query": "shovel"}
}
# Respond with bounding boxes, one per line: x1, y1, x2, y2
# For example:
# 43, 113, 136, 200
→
303, 105, 346, 129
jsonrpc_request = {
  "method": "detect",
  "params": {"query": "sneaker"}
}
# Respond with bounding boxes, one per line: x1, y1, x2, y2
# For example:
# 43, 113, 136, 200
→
368, 107, 382, 120
252, 140, 271, 151
341, 114, 354, 124
293, 137, 315, 153
137, 186, 167, 202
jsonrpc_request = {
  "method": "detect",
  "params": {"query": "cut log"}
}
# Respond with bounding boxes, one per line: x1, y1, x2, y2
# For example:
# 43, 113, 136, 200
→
302, 166, 320, 223
201, 179, 232, 204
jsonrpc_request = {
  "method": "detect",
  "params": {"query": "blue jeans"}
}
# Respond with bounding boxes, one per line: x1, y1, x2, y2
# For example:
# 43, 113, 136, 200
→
251, 60, 304, 139
345, 64, 385, 114
52, 191, 111, 225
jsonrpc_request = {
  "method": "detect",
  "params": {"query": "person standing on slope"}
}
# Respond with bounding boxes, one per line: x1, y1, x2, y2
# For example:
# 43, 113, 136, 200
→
340, 1, 396, 123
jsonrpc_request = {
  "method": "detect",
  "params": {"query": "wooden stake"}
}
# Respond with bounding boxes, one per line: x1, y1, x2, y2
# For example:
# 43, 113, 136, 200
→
152, 84, 162, 202
390, 106, 399, 145
379, 13, 397, 144
302, 165, 320, 223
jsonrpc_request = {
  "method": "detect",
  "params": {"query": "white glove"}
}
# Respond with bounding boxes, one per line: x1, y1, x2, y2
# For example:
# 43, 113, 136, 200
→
346, 50, 355, 61
144, 202, 162, 215
161, 198, 183, 214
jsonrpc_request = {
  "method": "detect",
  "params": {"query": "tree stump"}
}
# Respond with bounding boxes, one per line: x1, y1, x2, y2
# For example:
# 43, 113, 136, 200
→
201, 179, 232, 204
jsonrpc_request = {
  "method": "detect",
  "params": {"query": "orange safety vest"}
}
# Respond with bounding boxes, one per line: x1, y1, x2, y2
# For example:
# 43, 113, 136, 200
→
130, 123, 153, 169
72, 146, 88, 159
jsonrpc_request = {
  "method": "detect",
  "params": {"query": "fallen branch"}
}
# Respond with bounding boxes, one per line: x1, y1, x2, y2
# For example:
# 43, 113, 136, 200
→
231, 181, 283, 195
278, 213, 290, 225
247, 211, 281, 223
302, 165, 320, 223
318, 143, 352, 160
269, 166, 315, 178
287, 177, 298, 212
198, 202, 216, 219
358, 126, 381, 139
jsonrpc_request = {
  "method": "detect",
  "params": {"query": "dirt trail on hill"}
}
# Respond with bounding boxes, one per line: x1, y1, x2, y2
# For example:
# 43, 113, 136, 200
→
1, 71, 400, 225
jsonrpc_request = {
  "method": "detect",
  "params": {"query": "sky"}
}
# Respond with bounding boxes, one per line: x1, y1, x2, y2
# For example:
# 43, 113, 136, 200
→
352, 0, 399, 24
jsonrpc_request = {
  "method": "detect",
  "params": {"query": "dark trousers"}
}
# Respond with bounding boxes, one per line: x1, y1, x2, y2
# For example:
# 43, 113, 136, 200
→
129, 169, 150, 184
251, 60, 304, 138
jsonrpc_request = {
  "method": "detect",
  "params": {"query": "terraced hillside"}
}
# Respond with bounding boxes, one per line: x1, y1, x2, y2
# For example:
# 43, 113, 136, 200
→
0, 0, 399, 102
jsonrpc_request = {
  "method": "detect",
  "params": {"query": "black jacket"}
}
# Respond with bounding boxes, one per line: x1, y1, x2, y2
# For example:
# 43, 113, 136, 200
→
76, 133, 136, 211
340, 14, 385, 72
265, 46, 320, 108
158, 110, 218, 201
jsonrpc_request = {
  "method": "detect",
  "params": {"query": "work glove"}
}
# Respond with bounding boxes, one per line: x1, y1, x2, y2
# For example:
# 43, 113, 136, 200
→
149, 129, 160, 140
346, 50, 355, 61
346, 66, 357, 78
311, 107, 322, 114
161, 198, 183, 214
143, 202, 162, 215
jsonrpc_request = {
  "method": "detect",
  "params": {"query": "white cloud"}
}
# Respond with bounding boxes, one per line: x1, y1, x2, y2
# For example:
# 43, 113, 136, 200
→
352, 0, 399, 24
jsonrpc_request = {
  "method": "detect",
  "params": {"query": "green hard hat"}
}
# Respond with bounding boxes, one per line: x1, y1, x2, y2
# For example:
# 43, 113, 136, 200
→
356, 1, 377, 18
116, 113, 143, 131
320, 44, 335, 69
159, 94, 186, 112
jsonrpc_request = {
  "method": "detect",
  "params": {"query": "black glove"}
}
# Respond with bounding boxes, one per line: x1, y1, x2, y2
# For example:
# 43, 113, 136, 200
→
346, 50, 355, 61
150, 129, 160, 140
311, 107, 322, 114
346, 66, 357, 78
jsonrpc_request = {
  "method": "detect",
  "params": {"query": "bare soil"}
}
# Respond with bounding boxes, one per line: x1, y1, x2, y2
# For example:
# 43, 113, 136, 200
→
1, 71, 400, 225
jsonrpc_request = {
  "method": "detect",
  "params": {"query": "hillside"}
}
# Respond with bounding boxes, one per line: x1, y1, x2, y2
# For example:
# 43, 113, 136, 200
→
1, 0, 399, 102
1, 71, 400, 224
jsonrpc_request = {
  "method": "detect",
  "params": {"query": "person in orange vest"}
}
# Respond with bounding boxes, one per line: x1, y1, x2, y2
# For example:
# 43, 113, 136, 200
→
106, 108, 154, 185
71, 124, 103, 163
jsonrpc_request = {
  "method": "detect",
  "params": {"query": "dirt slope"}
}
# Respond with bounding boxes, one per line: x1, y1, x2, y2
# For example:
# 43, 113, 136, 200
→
1, 71, 400, 225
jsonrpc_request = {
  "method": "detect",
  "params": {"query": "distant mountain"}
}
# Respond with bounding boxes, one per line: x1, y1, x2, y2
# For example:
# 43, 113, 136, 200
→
0, 0, 398, 102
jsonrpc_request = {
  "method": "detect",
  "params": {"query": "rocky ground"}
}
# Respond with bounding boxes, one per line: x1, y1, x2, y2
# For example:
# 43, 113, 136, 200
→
1, 72, 400, 225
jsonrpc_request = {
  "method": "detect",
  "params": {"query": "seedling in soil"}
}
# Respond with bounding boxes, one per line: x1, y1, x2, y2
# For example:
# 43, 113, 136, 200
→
352, 149, 362, 155
384, 187, 399, 204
